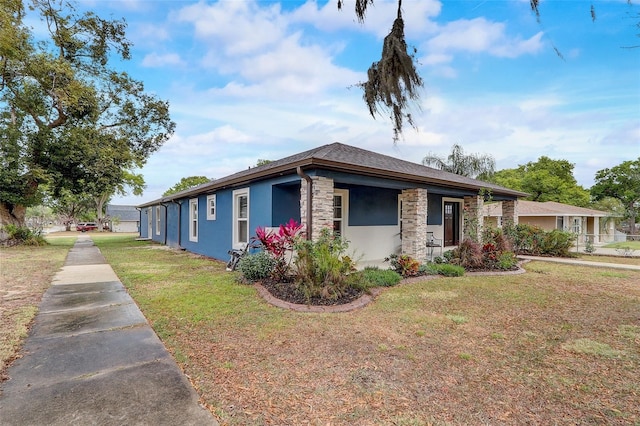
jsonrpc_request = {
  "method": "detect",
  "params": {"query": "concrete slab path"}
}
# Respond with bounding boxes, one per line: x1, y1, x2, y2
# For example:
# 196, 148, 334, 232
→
0, 236, 217, 426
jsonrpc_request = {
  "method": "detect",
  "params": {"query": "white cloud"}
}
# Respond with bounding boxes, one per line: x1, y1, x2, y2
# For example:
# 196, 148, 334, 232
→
427, 18, 544, 58
141, 52, 184, 67
176, 1, 286, 56
290, 0, 442, 38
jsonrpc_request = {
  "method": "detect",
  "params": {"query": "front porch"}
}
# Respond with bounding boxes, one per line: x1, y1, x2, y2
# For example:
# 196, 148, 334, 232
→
298, 176, 519, 264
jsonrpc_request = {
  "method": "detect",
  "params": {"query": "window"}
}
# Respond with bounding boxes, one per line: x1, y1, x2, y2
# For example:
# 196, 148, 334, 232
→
556, 216, 564, 230
233, 189, 249, 248
189, 199, 198, 242
572, 218, 581, 234
333, 194, 343, 234
155, 206, 161, 235
206, 194, 216, 220
333, 189, 348, 236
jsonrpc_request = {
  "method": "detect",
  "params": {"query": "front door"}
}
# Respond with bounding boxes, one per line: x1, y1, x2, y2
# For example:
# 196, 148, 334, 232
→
444, 202, 459, 246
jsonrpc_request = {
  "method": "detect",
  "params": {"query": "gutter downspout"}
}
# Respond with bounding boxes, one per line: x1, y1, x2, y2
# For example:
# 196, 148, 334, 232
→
296, 166, 312, 241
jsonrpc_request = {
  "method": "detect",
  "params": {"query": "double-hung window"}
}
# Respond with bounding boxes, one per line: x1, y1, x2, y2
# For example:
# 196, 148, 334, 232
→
189, 199, 198, 242
207, 194, 216, 220
155, 206, 161, 235
233, 189, 249, 248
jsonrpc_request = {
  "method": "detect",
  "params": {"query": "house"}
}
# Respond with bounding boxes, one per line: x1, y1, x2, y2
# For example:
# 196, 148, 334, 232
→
105, 205, 140, 233
483, 200, 615, 244
137, 143, 526, 264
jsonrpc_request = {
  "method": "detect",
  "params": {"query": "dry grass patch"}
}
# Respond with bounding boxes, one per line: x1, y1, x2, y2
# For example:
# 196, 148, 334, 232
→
576, 254, 640, 266
1, 238, 73, 381
95, 239, 640, 425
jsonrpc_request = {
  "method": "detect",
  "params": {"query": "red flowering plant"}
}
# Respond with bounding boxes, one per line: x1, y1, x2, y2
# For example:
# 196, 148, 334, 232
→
252, 219, 304, 281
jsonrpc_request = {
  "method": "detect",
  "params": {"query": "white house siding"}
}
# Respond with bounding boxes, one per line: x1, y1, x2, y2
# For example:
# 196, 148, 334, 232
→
112, 221, 139, 233
344, 225, 401, 262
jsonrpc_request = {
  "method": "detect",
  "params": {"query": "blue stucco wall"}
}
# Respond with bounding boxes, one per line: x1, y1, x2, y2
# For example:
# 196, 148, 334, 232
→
272, 183, 301, 225
339, 184, 399, 226
172, 174, 301, 262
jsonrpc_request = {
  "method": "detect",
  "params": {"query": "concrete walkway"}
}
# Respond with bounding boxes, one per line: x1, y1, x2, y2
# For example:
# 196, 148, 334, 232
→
0, 236, 217, 426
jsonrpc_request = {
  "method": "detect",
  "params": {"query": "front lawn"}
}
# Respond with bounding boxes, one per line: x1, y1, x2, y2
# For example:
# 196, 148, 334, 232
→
604, 240, 640, 250
95, 236, 640, 425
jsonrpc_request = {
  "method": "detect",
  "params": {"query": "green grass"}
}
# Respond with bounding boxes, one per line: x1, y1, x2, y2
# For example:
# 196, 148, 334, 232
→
89, 237, 640, 425
603, 241, 640, 250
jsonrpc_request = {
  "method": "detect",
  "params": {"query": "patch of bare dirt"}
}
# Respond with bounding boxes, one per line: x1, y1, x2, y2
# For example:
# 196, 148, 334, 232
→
0, 244, 70, 383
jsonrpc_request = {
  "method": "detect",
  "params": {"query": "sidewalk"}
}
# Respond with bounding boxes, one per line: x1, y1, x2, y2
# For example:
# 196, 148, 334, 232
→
0, 236, 217, 425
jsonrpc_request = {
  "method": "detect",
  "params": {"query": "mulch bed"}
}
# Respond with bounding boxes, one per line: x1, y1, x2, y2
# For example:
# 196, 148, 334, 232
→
259, 278, 365, 306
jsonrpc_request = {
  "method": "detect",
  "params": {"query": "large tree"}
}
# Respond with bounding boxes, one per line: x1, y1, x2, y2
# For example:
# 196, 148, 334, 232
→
163, 176, 211, 197
490, 156, 590, 206
0, 0, 175, 227
422, 144, 495, 179
591, 159, 640, 234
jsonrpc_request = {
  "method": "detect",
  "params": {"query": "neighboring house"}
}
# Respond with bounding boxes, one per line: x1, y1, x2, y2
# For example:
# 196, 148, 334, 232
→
105, 205, 140, 233
137, 143, 526, 264
484, 200, 615, 244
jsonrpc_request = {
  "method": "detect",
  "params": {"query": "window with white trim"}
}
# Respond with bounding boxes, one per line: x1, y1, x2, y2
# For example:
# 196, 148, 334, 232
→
333, 189, 348, 236
206, 194, 216, 220
155, 206, 161, 235
189, 199, 198, 242
572, 218, 581, 234
233, 189, 249, 248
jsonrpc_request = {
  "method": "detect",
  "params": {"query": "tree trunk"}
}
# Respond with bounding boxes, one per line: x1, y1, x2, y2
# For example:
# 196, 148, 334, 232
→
0, 201, 26, 227
95, 193, 109, 232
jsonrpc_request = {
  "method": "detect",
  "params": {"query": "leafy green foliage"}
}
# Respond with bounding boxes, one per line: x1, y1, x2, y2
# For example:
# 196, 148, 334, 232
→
237, 251, 277, 282
0, 0, 175, 226
423, 144, 496, 179
1, 224, 47, 246
433, 263, 465, 277
384, 253, 421, 277
490, 156, 590, 206
359, 266, 402, 288
503, 224, 575, 257
293, 229, 356, 301
163, 176, 211, 196
591, 158, 640, 233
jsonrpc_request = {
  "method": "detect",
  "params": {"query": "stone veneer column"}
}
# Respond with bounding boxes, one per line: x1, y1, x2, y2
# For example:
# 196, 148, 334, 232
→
300, 176, 334, 241
463, 195, 484, 242
501, 199, 518, 228
401, 188, 428, 260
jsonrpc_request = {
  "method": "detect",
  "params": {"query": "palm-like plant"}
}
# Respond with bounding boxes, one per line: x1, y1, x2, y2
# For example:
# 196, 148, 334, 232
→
423, 144, 495, 179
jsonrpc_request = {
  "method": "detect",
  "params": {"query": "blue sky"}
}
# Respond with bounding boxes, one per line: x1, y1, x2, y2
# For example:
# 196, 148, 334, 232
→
72, 0, 639, 205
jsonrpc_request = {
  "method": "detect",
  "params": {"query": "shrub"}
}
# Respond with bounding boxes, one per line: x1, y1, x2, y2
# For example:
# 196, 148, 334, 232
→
385, 253, 421, 277
419, 262, 440, 275
251, 219, 303, 280
539, 229, 575, 257
503, 224, 574, 257
360, 267, 402, 288
1, 225, 48, 246
496, 251, 518, 270
237, 250, 276, 281
433, 264, 465, 277
293, 229, 356, 301
452, 239, 484, 270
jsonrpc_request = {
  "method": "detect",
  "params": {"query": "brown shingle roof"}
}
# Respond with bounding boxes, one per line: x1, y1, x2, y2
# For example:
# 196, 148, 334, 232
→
485, 200, 611, 217
139, 142, 527, 207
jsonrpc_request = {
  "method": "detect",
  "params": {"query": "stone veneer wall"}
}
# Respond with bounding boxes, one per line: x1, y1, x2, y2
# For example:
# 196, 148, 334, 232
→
501, 199, 518, 227
401, 188, 427, 260
300, 176, 334, 241
463, 195, 484, 241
